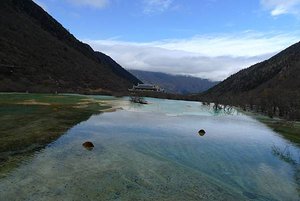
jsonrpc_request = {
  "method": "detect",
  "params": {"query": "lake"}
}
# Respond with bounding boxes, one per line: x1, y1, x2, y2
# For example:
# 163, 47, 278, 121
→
0, 94, 299, 201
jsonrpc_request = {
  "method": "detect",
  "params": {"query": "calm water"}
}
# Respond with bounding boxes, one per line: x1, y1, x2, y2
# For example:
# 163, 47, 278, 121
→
0, 97, 299, 200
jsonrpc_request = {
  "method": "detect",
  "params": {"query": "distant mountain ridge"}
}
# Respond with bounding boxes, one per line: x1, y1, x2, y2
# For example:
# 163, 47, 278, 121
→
201, 41, 300, 120
0, 0, 140, 94
129, 70, 219, 94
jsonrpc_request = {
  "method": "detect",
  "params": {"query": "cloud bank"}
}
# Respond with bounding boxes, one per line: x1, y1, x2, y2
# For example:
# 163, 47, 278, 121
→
85, 32, 299, 81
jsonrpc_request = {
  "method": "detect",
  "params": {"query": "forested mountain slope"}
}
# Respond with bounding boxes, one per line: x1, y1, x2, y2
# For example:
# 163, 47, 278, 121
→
200, 41, 300, 120
0, 0, 140, 94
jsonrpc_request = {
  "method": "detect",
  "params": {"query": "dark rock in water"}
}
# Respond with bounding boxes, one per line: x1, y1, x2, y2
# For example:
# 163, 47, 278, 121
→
130, 96, 148, 104
243, 191, 258, 199
198, 129, 206, 136
82, 141, 94, 150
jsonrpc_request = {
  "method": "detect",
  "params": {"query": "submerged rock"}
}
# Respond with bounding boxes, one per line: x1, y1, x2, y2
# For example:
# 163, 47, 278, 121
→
82, 141, 94, 150
130, 96, 148, 104
198, 129, 206, 136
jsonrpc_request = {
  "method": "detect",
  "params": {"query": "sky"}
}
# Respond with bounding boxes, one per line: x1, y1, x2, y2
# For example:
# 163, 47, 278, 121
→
34, 0, 300, 81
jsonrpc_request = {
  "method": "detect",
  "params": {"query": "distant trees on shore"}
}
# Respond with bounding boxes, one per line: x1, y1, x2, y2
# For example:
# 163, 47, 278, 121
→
202, 89, 300, 121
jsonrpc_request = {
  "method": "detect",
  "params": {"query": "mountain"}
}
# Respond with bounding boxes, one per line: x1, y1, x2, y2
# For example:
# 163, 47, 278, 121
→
201, 41, 300, 120
0, 0, 140, 94
129, 70, 219, 94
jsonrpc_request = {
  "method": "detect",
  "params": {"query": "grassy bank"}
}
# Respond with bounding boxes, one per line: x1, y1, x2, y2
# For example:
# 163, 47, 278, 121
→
0, 93, 113, 177
244, 111, 300, 145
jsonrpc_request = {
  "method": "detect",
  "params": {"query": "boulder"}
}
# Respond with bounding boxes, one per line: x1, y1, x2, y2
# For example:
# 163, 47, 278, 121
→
82, 141, 94, 150
198, 129, 206, 136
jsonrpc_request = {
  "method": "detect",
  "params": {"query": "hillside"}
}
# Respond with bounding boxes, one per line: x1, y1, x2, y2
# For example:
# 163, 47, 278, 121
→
129, 70, 218, 94
201, 41, 300, 120
0, 0, 140, 94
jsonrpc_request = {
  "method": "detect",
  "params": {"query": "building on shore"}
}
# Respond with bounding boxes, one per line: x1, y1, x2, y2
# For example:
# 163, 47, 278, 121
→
129, 83, 164, 92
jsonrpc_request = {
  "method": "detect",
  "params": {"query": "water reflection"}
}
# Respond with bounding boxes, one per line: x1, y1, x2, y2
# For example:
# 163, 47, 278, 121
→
201, 102, 238, 116
271, 144, 300, 195
0, 96, 299, 200
272, 145, 298, 165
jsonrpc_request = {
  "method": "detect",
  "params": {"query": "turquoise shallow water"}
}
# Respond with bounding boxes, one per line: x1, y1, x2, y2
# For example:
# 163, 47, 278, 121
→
0, 97, 299, 200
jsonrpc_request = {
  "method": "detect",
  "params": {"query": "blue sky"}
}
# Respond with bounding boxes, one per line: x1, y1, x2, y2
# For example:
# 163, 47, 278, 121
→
34, 0, 300, 81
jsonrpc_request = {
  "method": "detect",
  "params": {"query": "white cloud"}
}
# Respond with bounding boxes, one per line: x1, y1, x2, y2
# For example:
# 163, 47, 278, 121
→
66, 0, 109, 9
84, 32, 299, 81
143, 0, 174, 14
261, 0, 300, 16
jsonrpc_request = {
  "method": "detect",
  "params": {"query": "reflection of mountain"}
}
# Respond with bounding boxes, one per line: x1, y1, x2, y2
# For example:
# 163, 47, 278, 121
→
0, 0, 140, 93
129, 70, 219, 94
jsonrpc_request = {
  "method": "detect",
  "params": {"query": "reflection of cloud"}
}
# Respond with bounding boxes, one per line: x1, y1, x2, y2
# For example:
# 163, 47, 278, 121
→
84, 32, 299, 81
143, 0, 174, 14
261, 0, 300, 17
66, 0, 109, 9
